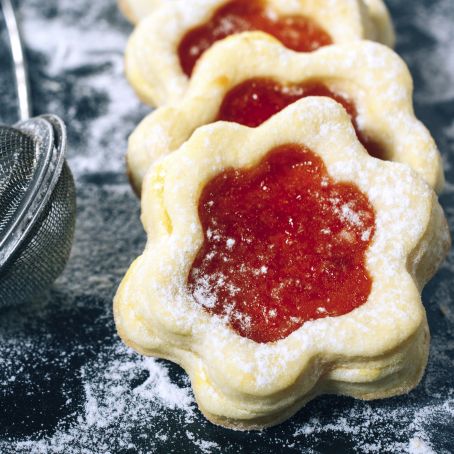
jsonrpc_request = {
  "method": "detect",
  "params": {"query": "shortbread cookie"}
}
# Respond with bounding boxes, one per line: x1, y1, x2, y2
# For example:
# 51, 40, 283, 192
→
125, 0, 395, 107
114, 98, 450, 430
119, 0, 395, 48
127, 34, 444, 195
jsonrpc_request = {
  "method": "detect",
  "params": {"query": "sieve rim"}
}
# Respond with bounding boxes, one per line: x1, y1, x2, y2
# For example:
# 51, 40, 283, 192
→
0, 115, 67, 270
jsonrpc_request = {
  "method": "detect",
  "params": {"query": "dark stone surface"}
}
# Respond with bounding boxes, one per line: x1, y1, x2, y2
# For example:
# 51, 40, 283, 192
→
0, 0, 453, 453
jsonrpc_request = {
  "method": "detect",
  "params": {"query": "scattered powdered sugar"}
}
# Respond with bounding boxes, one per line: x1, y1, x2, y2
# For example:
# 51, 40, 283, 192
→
0, 0, 453, 452
18, 0, 149, 178
185, 432, 221, 454
408, 437, 436, 454
0, 179, 222, 454
2, 342, 200, 453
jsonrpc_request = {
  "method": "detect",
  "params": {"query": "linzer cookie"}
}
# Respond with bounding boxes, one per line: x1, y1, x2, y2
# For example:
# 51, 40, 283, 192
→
126, 34, 444, 194
114, 98, 450, 430
120, 0, 395, 47
125, 0, 395, 106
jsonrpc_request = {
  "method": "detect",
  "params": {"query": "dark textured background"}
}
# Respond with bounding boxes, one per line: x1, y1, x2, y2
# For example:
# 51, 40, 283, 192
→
0, 1, 453, 453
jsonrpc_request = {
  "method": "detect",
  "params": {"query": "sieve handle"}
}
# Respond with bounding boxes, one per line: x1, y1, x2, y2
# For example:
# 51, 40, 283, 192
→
2, 0, 31, 121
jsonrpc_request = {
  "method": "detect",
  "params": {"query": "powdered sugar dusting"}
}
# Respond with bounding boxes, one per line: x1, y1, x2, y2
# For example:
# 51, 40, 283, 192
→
19, 0, 148, 177
408, 437, 436, 454
0, 0, 453, 452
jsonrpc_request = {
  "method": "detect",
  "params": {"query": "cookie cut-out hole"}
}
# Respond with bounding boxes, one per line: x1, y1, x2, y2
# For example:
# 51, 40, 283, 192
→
188, 144, 376, 343
218, 78, 389, 161
178, 0, 332, 76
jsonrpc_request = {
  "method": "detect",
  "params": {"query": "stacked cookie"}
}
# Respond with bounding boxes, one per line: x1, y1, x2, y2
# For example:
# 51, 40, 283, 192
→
115, 0, 451, 430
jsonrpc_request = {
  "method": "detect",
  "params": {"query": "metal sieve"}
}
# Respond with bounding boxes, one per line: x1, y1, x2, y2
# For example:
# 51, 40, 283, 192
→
0, 0, 76, 307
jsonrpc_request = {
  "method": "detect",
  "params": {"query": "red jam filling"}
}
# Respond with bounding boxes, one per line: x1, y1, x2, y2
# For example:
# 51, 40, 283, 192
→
188, 145, 376, 344
218, 78, 387, 160
178, 0, 332, 76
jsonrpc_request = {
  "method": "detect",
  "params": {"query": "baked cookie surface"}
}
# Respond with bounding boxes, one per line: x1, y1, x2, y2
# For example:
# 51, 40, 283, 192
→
119, 0, 395, 48
118, 0, 161, 22
114, 98, 450, 430
127, 34, 444, 195
124, 0, 395, 107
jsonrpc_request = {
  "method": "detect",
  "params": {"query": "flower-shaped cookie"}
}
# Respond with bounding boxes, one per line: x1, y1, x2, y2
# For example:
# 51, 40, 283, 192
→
125, 0, 395, 107
114, 98, 450, 430
120, 0, 395, 45
127, 34, 444, 195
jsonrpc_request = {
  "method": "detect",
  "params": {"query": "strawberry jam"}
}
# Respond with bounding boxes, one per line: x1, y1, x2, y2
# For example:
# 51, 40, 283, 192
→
178, 0, 332, 76
188, 144, 376, 344
218, 78, 387, 160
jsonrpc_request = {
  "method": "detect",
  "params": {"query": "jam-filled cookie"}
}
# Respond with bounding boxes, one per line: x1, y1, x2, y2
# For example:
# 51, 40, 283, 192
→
125, 0, 395, 107
114, 98, 450, 430
120, 0, 395, 46
127, 34, 444, 195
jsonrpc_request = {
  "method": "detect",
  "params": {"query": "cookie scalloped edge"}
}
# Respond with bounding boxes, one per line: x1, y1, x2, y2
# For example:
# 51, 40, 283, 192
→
118, 0, 395, 49
114, 97, 451, 430
125, 0, 394, 107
